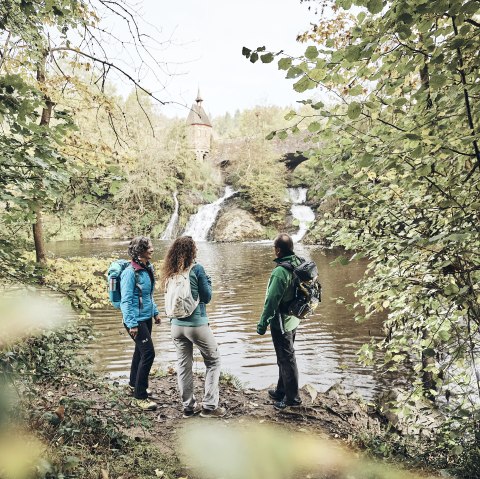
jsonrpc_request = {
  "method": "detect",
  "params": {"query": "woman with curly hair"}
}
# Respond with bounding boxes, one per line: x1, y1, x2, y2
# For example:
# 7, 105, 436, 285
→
161, 236, 225, 418
121, 236, 160, 411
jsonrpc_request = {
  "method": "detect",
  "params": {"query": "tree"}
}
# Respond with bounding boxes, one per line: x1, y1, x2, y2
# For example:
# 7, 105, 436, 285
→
0, 0, 174, 273
244, 0, 480, 448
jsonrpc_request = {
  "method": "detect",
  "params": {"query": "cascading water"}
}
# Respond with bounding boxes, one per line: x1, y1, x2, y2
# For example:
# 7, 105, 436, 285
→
161, 191, 179, 240
288, 187, 315, 243
183, 186, 236, 241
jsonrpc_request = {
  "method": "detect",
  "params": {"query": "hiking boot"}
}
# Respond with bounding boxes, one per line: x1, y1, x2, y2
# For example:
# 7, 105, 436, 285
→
268, 389, 284, 401
128, 385, 153, 397
273, 399, 302, 410
182, 403, 202, 418
132, 398, 157, 411
200, 407, 226, 418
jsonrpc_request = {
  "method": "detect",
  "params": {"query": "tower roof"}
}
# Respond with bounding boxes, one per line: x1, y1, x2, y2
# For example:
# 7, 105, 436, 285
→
186, 90, 211, 127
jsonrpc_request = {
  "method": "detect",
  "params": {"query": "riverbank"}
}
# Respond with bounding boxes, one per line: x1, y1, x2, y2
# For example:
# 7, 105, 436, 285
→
23, 360, 439, 479
6, 255, 477, 478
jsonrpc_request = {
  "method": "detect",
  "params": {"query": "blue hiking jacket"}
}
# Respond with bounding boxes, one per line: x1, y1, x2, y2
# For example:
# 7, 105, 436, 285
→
170, 263, 212, 327
120, 262, 159, 329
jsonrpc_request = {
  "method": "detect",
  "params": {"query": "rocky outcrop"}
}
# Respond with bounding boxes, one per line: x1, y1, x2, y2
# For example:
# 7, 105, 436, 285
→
211, 207, 266, 242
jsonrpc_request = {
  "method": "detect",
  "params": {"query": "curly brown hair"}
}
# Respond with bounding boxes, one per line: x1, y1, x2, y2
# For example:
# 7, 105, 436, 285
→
161, 236, 197, 284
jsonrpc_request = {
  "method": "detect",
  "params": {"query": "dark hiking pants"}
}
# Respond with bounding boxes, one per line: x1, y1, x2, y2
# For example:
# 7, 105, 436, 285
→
271, 326, 300, 404
125, 318, 155, 399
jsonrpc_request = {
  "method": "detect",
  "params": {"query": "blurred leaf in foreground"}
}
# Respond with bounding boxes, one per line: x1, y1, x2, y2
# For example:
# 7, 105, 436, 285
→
180, 421, 436, 479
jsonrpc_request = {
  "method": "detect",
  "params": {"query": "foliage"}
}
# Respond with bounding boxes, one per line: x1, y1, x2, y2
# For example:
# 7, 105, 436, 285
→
0, 0, 182, 273
244, 0, 480, 473
0, 290, 178, 479
225, 137, 288, 226
216, 107, 290, 226
43, 256, 162, 311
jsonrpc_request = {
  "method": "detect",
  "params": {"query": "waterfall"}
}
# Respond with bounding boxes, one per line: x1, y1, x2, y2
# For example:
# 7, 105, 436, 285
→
288, 187, 315, 243
183, 186, 236, 241
161, 192, 179, 240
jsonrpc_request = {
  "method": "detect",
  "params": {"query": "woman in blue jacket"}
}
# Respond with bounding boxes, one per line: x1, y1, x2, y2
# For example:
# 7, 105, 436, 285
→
121, 236, 160, 411
161, 236, 225, 418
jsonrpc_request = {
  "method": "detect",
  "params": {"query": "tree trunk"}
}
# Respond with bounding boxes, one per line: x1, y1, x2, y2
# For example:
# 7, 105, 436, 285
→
33, 54, 53, 265
419, 59, 437, 401
33, 205, 47, 264
421, 329, 436, 401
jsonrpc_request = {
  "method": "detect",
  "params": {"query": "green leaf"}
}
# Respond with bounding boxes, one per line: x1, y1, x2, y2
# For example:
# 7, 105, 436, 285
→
293, 75, 314, 93
345, 45, 362, 62
312, 101, 324, 110
305, 46, 318, 60
286, 66, 303, 79
242, 47, 251, 58
348, 85, 363, 96
309, 68, 326, 82
278, 57, 292, 70
347, 102, 361, 119
367, 0, 383, 14
284, 110, 296, 121
265, 131, 276, 140
260, 53, 274, 63
359, 153, 374, 167
430, 74, 447, 89
308, 122, 321, 133
422, 348, 436, 358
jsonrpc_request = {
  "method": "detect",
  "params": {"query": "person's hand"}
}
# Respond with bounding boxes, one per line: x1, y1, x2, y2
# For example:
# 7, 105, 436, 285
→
256, 323, 267, 336
154, 315, 161, 325
129, 327, 138, 339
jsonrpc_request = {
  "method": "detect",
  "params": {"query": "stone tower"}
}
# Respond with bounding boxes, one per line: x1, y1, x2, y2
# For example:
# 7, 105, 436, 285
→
186, 89, 212, 161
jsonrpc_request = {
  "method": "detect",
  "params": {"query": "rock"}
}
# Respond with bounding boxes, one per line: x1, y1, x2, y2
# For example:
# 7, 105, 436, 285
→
212, 207, 266, 242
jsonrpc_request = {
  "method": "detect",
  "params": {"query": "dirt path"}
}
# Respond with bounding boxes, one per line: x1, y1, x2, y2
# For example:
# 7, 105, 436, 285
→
126, 372, 382, 457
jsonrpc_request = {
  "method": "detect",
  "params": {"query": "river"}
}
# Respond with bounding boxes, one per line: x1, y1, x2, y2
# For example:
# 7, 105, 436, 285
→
47, 240, 386, 399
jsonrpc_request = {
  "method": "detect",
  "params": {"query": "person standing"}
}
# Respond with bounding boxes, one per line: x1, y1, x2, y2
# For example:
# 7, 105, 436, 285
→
256, 233, 303, 410
161, 236, 225, 418
121, 236, 160, 411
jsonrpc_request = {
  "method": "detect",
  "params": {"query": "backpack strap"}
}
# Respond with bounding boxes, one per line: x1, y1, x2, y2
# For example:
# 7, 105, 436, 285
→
276, 255, 304, 273
276, 261, 297, 316
135, 270, 143, 311
128, 265, 143, 312
277, 261, 294, 272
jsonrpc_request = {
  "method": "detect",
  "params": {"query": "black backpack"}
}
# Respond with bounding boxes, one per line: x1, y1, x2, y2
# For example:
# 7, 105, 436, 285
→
277, 258, 322, 319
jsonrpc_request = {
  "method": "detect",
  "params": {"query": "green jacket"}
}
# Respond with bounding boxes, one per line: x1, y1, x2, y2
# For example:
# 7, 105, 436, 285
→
257, 254, 302, 334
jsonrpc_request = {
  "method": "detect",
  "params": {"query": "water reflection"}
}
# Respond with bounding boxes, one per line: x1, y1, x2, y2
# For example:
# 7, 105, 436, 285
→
47, 240, 386, 398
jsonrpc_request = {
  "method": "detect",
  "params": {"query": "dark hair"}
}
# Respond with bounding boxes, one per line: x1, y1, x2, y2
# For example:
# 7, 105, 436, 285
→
274, 233, 294, 257
128, 236, 152, 261
161, 236, 197, 283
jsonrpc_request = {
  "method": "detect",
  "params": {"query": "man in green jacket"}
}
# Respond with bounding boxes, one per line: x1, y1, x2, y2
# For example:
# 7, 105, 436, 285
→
257, 233, 302, 410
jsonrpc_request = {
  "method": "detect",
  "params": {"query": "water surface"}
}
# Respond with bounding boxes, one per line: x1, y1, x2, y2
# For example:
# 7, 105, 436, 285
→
48, 240, 386, 398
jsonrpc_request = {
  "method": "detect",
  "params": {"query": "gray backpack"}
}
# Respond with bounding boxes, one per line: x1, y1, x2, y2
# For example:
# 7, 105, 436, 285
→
164, 265, 199, 318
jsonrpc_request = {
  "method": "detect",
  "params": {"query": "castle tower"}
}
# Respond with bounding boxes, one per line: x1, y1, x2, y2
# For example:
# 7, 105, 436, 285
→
186, 89, 212, 161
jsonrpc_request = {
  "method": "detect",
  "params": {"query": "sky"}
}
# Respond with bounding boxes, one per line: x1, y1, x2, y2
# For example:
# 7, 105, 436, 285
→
102, 0, 317, 118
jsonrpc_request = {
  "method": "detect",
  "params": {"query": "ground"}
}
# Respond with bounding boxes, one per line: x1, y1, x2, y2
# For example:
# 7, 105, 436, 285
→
38, 370, 438, 479
114, 371, 389, 478
141, 371, 381, 453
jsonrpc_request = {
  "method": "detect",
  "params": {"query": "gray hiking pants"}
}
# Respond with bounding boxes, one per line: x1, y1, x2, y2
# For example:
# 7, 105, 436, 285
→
171, 323, 221, 411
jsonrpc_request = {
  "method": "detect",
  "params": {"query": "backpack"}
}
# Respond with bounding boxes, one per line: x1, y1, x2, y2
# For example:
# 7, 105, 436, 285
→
107, 260, 141, 309
164, 265, 200, 318
278, 258, 322, 319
